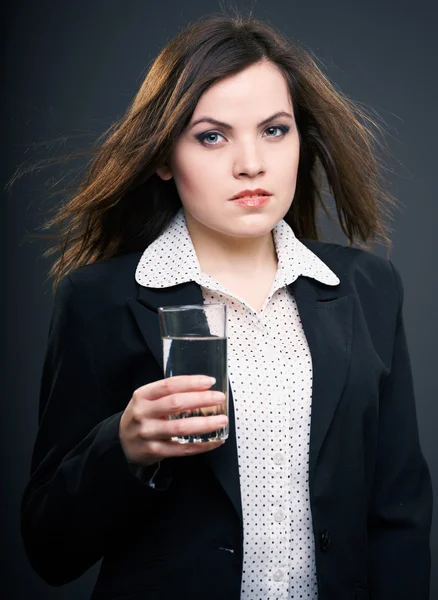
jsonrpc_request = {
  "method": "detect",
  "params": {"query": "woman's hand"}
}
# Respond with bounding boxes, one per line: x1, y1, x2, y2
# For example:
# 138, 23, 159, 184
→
119, 375, 227, 466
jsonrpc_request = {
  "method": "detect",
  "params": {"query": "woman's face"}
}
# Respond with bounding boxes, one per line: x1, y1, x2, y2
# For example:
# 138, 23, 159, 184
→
156, 59, 300, 240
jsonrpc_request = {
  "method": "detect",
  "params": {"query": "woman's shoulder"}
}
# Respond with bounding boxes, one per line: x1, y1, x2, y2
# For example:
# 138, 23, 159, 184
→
300, 238, 403, 308
301, 238, 396, 278
54, 251, 144, 314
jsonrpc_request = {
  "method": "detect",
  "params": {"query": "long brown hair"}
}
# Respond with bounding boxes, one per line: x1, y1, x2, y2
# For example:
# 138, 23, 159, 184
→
9, 12, 396, 291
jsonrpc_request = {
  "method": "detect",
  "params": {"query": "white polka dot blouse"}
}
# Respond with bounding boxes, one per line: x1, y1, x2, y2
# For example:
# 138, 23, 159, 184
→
135, 208, 340, 600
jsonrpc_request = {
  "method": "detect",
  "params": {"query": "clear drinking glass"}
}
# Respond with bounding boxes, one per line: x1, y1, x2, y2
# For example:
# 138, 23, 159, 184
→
157, 303, 228, 444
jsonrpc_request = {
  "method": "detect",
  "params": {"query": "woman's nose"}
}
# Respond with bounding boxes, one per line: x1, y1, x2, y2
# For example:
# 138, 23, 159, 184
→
232, 143, 265, 178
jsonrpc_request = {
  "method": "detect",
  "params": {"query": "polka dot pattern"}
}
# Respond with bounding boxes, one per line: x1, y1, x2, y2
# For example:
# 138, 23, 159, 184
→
136, 209, 340, 600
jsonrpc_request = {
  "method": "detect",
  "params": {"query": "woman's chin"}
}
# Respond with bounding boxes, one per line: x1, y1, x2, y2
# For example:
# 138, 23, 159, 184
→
224, 213, 281, 238
185, 207, 283, 240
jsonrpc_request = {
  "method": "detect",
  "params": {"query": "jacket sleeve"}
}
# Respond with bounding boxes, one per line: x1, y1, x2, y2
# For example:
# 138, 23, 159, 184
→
21, 274, 172, 586
367, 261, 433, 599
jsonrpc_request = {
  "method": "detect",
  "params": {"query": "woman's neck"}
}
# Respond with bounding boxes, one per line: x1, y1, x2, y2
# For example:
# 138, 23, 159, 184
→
184, 211, 278, 278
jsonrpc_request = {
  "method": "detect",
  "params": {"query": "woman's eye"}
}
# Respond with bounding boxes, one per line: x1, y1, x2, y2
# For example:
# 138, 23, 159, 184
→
198, 132, 225, 145
265, 125, 290, 137
196, 124, 290, 147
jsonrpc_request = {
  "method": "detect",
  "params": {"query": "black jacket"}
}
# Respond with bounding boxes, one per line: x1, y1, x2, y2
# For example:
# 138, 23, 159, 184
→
21, 240, 433, 600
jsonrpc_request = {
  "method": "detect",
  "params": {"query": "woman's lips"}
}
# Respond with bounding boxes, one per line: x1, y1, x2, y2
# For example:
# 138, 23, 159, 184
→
231, 195, 271, 207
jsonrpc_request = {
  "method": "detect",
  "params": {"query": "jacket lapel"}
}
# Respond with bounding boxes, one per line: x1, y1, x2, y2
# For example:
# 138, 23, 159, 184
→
127, 282, 243, 522
127, 281, 204, 372
288, 275, 354, 482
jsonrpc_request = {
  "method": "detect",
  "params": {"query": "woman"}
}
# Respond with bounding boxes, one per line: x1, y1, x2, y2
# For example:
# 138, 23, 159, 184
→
20, 13, 432, 600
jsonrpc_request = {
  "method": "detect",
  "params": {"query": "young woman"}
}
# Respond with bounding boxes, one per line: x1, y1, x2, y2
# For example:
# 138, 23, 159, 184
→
20, 13, 432, 600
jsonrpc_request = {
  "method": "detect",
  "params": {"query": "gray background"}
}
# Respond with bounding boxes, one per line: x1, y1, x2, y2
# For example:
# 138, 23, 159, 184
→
2, 0, 437, 598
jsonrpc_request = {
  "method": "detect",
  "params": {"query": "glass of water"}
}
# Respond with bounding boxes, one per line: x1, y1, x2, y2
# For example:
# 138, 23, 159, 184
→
157, 303, 228, 444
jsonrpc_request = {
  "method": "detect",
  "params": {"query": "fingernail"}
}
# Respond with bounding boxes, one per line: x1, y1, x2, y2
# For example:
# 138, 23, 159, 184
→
200, 376, 216, 385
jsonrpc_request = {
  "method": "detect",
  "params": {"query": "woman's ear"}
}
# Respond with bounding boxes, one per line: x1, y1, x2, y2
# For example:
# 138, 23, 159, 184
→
155, 164, 173, 181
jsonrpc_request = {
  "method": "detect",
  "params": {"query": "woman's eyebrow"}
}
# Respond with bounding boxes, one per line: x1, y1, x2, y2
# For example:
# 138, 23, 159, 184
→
188, 111, 294, 130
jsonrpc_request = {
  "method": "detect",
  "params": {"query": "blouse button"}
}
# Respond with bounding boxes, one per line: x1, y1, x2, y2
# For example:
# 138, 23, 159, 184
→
272, 569, 284, 581
273, 452, 285, 465
274, 510, 286, 522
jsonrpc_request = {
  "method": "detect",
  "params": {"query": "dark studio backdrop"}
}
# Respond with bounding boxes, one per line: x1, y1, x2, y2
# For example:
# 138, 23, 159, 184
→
2, 0, 437, 598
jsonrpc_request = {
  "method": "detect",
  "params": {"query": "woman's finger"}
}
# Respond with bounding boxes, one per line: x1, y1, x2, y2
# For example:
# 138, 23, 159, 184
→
144, 438, 224, 460
142, 414, 229, 441
147, 390, 226, 418
134, 375, 216, 402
